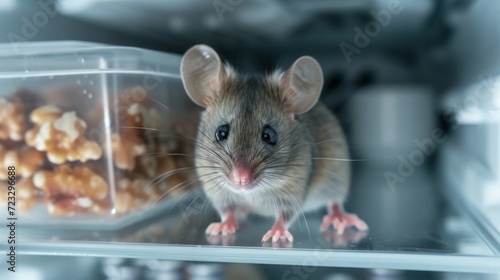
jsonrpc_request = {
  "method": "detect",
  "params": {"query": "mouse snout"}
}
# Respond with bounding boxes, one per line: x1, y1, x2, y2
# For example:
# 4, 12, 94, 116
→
232, 161, 253, 187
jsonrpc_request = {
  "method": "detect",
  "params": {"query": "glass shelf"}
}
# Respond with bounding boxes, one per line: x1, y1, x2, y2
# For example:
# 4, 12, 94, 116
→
6, 164, 500, 274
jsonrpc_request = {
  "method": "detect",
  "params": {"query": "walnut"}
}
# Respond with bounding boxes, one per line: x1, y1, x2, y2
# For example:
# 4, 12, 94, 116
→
0, 97, 27, 141
29, 105, 63, 123
17, 176, 40, 199
17, 196, 40, 213
33, 165, 109, 215
126, 119, 197, 201
85, 86, 150, 129
111, 102, 161, 170
135, 154, 157, 178
25, 106, 102, 164
111, 133, 146, 171
113, 86, 150, 116
111, 96, 198, 211
130, 142, 195, 199
0, 144, 45, 180
114, 157, 186, 214
115, 177, 152, 213
0, 177, 41, 213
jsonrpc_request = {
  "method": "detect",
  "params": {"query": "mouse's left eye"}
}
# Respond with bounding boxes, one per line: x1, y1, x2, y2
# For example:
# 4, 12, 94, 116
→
262, 125, 278, 145
215, 124, 230, 141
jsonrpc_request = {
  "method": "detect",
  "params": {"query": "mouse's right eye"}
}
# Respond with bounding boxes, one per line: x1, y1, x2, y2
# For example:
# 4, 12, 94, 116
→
215, 124, 230, 141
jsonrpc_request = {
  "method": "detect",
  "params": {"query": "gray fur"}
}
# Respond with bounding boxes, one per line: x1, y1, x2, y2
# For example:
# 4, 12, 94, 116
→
194, 73, 351, 219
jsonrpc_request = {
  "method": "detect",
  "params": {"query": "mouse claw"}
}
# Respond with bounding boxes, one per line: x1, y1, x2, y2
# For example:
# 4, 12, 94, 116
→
205, 221, 238, 236
262, 229, 293, 243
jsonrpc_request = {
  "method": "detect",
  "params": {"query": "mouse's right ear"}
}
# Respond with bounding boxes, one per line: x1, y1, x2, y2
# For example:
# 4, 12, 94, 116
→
180, 44, 226, 108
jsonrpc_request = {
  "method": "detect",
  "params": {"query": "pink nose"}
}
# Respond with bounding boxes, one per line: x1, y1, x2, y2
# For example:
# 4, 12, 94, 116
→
232, 166, 252, 186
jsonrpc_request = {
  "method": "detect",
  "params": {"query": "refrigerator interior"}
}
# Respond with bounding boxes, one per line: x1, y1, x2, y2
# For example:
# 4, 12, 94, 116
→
0, 0, 499, 279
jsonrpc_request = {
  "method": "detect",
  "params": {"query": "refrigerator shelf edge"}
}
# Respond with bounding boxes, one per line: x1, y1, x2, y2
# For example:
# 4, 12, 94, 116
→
12, 242, 500, 274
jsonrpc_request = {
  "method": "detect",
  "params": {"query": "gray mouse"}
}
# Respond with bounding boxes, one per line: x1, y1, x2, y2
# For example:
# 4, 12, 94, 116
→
180, 45, 368, 243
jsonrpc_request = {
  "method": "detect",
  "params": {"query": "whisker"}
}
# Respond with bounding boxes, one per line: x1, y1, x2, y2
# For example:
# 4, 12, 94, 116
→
138, 152, 221, 165
146, 166, 220, 190
197, 128, 232, 160
263, 173, 306, 182
180, 192, 206, 224
201, 193, 212, 223
195, 112, 233, 159
311, 139, 344, 146
163, 188, 198, 215
311, 157, 364, 162
150, 171, 220, 207
281, 188, 311, 240
262, 164, 348, 197
118, 126, 162, 132
260, 177, 311, 240
147, 94, 170, 110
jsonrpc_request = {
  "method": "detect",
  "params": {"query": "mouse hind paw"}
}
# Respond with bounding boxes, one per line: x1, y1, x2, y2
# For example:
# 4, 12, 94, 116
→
320, 203, 368, 235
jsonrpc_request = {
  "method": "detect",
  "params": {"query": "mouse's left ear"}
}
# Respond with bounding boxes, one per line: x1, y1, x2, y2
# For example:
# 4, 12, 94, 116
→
280, 56, 324, 114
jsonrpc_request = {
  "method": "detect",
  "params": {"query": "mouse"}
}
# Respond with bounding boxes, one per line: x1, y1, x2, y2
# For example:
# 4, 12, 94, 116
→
180, 44, 368, 243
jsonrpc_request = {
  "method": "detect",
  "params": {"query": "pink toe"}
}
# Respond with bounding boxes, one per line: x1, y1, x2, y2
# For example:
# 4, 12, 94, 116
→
355, 219, 368, 230
205, 223, 217, 235
206, 221, 238, 236
262, 231, 272, 242
272, 231, 280, 243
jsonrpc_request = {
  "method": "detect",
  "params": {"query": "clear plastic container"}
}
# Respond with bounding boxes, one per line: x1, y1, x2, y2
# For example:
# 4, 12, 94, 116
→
0, 41, 200, 229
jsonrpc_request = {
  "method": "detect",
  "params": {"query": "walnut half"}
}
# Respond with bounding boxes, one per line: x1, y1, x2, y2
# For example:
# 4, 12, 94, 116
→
33, 165, 109, 215
0, 177, 41, 213
0, 97, 27, 141
25, 106, 102, 164
0, 144, 44, 180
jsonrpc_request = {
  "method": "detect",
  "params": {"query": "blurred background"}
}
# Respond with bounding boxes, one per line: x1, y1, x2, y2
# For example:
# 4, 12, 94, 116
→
0, 0, 498, 279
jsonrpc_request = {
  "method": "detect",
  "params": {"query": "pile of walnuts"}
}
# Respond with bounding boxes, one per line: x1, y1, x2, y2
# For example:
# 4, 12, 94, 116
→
109, 87, 197, 213
0, 86, 197, 216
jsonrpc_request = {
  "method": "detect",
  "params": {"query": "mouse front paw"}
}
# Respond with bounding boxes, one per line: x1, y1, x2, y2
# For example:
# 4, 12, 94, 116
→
262, 213, 294, 243
262, 228, 293, 243
205, 219, 238, 236
205, 210, 238, 236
